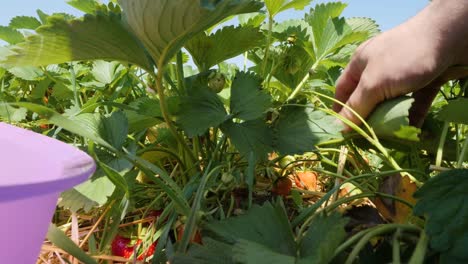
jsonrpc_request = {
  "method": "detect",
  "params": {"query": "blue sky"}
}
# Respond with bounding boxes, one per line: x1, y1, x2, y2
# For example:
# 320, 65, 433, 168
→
0, 0, 428, 31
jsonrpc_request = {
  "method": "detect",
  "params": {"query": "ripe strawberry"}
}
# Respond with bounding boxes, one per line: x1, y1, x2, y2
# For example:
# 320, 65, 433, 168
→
137, 240, 158, 261
111, 234, 158, 260
272, 177, 292, 196
111, 235, 137, 259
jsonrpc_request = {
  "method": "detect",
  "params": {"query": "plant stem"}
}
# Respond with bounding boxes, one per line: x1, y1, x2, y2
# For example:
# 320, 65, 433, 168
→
176, 51, 186, 95
262, 15, 274, 77
344, 224, 421, 264
153, 66, 197, 165
408, 230, 429, 264
287, 72, 310, 101
435, 121, 450, 168
69, 63, 80, 107
457, 128, 468, 168
392, 228, 402, 264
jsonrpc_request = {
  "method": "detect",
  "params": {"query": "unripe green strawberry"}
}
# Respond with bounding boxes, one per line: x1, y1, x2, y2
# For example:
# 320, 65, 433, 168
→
208, 72, 226, 93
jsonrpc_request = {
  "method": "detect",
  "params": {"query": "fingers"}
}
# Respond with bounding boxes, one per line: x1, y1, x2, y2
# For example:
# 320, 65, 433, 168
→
337, 72, 384, 127
333, 65, 360, 113
409, 83, 440, 128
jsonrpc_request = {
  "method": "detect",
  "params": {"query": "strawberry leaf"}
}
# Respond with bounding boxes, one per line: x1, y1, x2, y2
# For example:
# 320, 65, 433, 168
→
230, 72, 272, 121
186, 26, 264, 71
174, 201, 348, 264
176, 87, 228, 137
346, 17, 380, 37
436, 98, 468, 124
0, 26, 24, 44
9, 16, 42, 30
119, 0, 262, 65
206, 201, 297, 255
66, 0, 100, 14
413, 169, 468, 262
1, 12, 153, 70
367, 96, 419, 140
59, 175, 116, 212
273, 105, 343, 155
221, 119, 274, 160
265, 0, 312, 17
299, 212, 348, 264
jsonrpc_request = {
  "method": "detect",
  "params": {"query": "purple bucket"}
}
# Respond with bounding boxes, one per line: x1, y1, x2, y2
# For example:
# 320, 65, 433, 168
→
0, 122, 95, 263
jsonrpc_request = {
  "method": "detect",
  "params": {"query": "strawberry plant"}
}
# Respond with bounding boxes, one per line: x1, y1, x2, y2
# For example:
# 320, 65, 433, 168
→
0, 0, 467, 264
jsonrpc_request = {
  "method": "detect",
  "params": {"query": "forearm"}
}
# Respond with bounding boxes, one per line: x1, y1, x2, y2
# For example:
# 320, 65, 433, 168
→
425, 0, 468, 65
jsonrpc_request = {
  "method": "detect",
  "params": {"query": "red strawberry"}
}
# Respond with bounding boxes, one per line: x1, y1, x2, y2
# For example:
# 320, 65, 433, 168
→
111, 234, 158, 260
111, 235, 137, 259
272, 177, 292, 196
137, 240, 158, 260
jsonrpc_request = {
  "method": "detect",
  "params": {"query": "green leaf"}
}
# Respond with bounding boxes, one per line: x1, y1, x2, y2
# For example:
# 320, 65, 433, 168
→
172, 238, 235, 264
59, 175, 115, 212
36, 9, 50, 24
177, 87, 228, 137
99, 111, 129, 149
206, 201, 297, 255
91, 60, 124, 85
274, 106, 343, 155
221, 119, 274, 160
232, 240, 296, 264
46, 224, 98, 264
118, 0, 263, 64
9, 16, 42, 29
72, 111, 129, 149
299, 213, 348, 263
265, 0, 312, 17
230, 71, 271, 121
67, 0, 99, 13
7, 66, 44, 80
98, 160, 129, 196
0, 104, 28, 122
436, 98, 468, 124
367, 96, 417, 140
1, 12, 152, 70
305, 2, 347, 55
11, 102, 114, 149
238, 13, 266, 27
279, 0, 313, 14
413, 169, 468, 261
346, 17, 380, 37
264, 0, 285, 16
0, 26, 24, 44
394, 125, 421, 142
315, 17, 365, 61
186, 26, 264, 71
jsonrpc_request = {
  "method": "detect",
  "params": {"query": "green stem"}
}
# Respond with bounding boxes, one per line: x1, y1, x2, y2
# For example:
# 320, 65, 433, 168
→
176, 51, 186, 95
436, 121, 450, 167
262, 15, 274, 77
178, 163, 223, 253
457, 129, 468, 168
287, 72, 310, 101
69, 64, 80, 107
344, 224, 421, 264
392, 228, 402, 264
153, 66, 197, 165
408, 230, 429, 264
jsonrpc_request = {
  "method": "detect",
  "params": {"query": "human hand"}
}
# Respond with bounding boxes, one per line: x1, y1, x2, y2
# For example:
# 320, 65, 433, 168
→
334, 1, 468, 129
